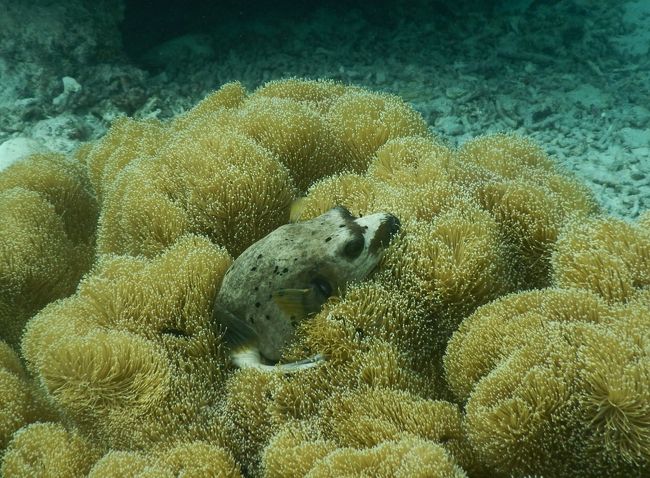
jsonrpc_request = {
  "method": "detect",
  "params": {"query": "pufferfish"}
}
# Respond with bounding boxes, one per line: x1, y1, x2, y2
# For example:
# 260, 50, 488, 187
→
212, 206, 400, 372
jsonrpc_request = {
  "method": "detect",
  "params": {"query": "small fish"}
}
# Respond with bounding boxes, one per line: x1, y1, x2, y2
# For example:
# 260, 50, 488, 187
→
212, 206, 400, 372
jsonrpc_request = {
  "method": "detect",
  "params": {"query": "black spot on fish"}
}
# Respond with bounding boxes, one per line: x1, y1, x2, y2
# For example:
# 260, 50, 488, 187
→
255, 302, 261, 308
265, 315, 271, 320
251, 266, 257, 271
273, 265, 279, 274
282, 267, 288, 273
249, 316, 254, 323
254, 286, 258, 291
257, 254, 263, 259
161, 327, 189, 338
325, 237, 332, 242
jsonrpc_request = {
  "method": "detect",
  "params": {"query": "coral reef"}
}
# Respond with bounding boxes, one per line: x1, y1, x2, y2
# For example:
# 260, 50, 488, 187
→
83, 79, 432, 259
0, 152, 97, 350
260, 397, 468, 478
265, 433, 467, 478
21, 234, 231, 451
444, 215, 650, 477
0, 79, 646, 477
88, 442, 243, 478
1, 422, 100, 477
551, 216, 650, 302
0, 341, 54, 456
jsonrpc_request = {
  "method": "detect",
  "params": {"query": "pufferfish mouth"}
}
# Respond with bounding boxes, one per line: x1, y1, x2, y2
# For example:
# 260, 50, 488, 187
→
368, 214, 401, 254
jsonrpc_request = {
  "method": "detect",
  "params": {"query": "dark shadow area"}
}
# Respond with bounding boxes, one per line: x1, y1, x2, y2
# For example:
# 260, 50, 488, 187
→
120, 0, 507, 67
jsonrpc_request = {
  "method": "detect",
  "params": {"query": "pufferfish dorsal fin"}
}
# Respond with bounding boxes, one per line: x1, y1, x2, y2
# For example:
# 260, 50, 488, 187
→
272, 288, 310, 318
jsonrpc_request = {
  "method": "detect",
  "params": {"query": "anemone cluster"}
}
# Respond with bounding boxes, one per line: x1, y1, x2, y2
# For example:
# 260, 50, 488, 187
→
1, 79, 647, 477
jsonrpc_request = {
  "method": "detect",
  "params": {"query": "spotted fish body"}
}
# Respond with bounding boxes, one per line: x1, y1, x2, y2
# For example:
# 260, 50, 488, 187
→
212, 206, 400, 372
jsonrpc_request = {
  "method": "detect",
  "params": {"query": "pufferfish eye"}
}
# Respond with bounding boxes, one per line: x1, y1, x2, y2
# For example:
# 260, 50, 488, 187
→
311, 276, 333, 298
343, 235, 365, 259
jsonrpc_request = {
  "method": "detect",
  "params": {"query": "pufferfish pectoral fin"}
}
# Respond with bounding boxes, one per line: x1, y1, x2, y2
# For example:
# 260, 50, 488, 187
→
271, 288, 311, 319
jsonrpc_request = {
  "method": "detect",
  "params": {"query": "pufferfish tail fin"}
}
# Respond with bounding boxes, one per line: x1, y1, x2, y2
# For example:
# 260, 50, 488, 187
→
214, 302, 326, 373
214, 303, 259, 350
232, 348, 326, 373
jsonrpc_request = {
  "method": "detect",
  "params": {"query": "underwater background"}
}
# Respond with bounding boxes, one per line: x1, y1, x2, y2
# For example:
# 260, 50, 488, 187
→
1, 0, 648, 217
0, 1, 649, 477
